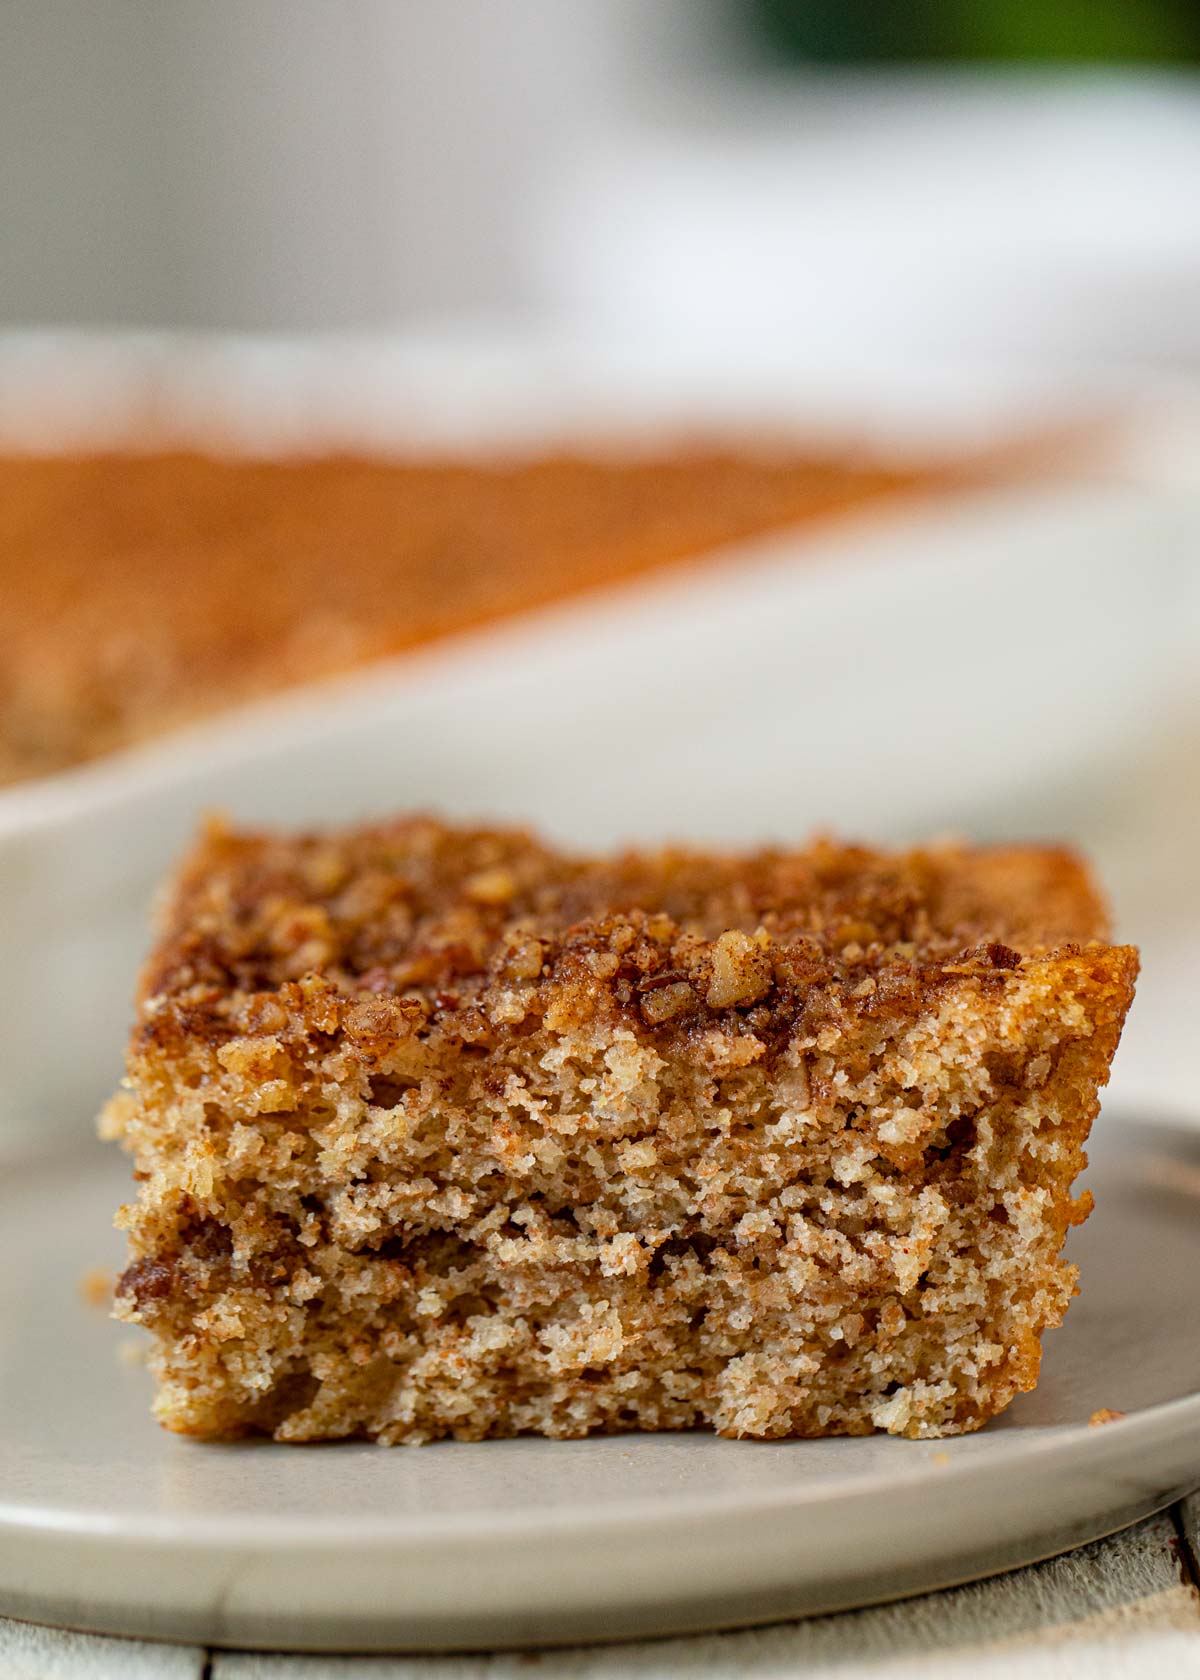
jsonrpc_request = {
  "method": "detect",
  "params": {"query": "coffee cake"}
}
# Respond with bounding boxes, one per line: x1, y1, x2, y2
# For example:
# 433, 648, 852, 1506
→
102, 818, 1136, 1443
0, 446, 963, 786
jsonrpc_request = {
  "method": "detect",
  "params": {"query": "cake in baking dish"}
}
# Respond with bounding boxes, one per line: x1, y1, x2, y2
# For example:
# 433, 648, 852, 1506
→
1, 445, 973, 785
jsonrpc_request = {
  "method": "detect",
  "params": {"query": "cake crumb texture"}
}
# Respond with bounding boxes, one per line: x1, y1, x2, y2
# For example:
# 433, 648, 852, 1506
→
103, 819, 1137, 1444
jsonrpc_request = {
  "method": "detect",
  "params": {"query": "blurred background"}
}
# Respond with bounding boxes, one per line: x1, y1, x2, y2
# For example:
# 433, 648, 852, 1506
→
1, 0, 1198, 1138
5, 0, 1200, 360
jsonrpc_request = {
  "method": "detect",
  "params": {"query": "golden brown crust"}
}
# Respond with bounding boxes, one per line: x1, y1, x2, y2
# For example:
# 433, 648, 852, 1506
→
137, 817, 1114, 1053
0, 447, 970, 784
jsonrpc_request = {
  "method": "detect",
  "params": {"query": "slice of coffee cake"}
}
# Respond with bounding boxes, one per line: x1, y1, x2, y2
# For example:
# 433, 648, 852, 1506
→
102, 819, 1136, 1443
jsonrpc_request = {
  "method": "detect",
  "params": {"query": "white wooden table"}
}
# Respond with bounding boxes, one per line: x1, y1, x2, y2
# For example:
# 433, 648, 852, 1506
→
5, 1498, 1200, 1679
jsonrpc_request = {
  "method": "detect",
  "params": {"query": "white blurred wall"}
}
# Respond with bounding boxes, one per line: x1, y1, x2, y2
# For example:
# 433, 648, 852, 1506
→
0, 0, 715, 330
541, 76, 1200, 366
4, 1, 1200, 362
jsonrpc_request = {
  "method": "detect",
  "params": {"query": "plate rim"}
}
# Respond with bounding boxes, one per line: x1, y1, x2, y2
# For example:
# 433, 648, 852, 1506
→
1, 1393, 1198, 1552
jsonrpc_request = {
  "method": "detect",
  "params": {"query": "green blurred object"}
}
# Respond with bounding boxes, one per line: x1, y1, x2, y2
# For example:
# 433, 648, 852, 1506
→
748, 0, 1200, 62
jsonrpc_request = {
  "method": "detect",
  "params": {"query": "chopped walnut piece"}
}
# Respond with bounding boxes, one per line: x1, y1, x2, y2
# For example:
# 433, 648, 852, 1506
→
706, 930, 773, 1009
640, 981, 694, 1024
465, 868, 517, 905
506, 937, 546, 981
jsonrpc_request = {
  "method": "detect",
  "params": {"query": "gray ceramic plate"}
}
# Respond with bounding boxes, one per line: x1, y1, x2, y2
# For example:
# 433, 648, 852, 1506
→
1, 1112, 1198, 1652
